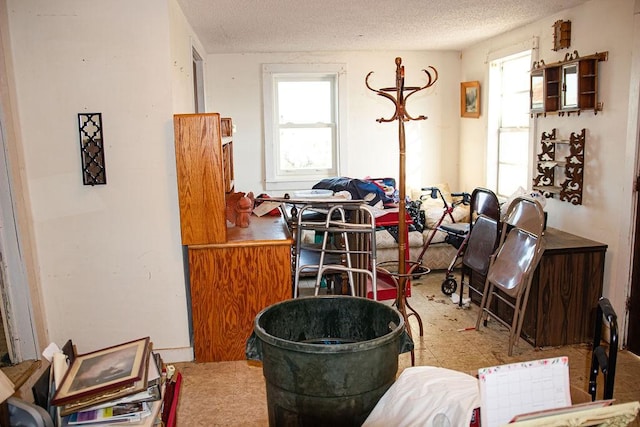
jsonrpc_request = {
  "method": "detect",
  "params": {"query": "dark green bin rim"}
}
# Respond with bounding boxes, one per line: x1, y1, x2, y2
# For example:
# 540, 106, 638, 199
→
253, 295, 407, 354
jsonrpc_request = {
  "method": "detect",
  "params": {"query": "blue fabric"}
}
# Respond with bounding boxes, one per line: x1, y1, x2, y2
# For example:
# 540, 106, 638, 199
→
312, 177, 394, 206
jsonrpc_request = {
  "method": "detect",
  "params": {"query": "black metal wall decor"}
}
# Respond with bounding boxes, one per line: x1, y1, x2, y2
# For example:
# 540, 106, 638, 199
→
78, 113, 106, 185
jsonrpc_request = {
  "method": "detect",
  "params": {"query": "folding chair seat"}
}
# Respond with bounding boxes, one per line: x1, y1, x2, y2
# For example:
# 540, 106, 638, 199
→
461, 216, 497, 275
589, 297, 618, 401
438, 187, 500, 236
470, 187, 500, 222
457, 188, 500, 305
457, 214, 499, 306
475, 196, 545, 355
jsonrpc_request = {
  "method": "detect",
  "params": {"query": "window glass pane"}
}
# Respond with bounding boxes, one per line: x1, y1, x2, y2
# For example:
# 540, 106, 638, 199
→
263, 64, 345, 188
498, 131, 529, 165
501, 92, 530, 127
279, 128, 333, 170
497, 163, 528, 196
278, 81, 332, 124
501, 55, 531, 93
490, 50, 531, 197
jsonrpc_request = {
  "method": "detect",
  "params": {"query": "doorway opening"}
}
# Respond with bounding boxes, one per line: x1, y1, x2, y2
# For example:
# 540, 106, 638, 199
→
0, 116, 39, 365
192, 47, 205, 113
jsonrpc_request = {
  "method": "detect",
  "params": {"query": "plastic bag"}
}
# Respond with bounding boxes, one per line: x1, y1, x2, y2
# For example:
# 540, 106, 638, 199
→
502, 187, 546, 219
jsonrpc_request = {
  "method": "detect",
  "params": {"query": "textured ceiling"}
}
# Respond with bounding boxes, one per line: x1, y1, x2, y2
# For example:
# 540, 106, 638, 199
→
177, 0, 589, 54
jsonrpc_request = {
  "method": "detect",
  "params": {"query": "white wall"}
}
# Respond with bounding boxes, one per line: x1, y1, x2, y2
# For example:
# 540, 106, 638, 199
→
5, 0, 637, 360
204, 51, 462, 195
170, 0, 207, 114
459, 0, 637, 324
204, 0, 639, 334
6, 0, 195, 359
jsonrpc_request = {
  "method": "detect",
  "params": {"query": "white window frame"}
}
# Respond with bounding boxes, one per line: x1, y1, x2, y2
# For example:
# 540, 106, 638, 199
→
262, 63, 347, 191
486, 45, 536, 198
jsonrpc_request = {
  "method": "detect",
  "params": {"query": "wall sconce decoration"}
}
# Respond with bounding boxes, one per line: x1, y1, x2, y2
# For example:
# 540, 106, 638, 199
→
552, 20, 571, 51
78, 113, 106, 186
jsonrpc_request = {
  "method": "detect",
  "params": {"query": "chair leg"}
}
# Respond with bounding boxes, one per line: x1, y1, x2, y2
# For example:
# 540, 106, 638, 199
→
459, 266, 467, 307
507, 294, 523, 356
476, 279, 494, 330
512, 280, 534, 354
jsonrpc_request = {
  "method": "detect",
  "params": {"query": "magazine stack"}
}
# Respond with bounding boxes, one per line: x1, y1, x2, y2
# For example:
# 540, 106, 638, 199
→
45, 336, 180, 426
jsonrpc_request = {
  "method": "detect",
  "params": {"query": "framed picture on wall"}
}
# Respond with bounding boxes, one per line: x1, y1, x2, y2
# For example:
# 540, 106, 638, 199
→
461, 81, 481, 118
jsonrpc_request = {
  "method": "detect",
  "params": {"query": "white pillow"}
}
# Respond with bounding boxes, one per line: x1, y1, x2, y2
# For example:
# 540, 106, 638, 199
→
423, 204, 470, 229
363, 366, 480, 427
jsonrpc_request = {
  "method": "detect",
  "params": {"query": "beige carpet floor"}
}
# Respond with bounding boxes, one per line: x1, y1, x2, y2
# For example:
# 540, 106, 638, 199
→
174, 273, 640, 426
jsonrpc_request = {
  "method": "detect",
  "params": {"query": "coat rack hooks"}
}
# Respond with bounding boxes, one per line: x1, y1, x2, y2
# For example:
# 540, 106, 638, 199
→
366, 57, 438, 352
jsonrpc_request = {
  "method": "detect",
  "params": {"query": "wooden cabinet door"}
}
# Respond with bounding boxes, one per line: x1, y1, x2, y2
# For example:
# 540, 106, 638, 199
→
174, 113, 227, 245
531, 248, 605, 346
188, 244, 292, 362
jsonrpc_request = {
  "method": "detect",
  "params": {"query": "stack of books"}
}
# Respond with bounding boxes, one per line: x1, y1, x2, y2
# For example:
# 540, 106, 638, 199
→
46, 337, 177, 426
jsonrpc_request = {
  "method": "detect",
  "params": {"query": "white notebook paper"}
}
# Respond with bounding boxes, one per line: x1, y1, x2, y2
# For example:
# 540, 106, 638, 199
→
478, 356, 572, 427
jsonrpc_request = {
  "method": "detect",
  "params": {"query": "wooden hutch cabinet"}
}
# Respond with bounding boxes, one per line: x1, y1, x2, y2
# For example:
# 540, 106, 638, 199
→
174, 113, 293, 362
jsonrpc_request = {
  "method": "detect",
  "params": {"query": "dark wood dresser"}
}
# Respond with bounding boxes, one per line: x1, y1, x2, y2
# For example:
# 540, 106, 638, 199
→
471, 227, 607, 347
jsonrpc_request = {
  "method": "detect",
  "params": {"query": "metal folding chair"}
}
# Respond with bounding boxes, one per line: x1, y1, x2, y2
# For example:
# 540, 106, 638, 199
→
457, 214, 499, 306
456, 187, 501, 304
475, 196, 545, 355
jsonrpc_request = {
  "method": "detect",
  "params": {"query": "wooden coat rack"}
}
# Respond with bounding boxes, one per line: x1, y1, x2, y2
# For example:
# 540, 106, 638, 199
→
365, 57, 438, 329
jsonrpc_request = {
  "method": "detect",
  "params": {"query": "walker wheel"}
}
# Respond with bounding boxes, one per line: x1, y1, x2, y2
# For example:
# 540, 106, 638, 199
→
441, 278, 457, 296
412, 265, 429, 280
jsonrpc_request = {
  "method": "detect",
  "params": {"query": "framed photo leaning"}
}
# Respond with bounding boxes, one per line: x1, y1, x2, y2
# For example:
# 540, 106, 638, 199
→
52, 336, 150, 406
461, 81, 480, 118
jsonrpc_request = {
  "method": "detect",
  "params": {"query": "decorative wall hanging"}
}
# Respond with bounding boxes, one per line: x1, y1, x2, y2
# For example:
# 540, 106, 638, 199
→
552, 20, 571, 51
78, 113, 106, 186
532, 128, 585, 205
460, 81, 480, 118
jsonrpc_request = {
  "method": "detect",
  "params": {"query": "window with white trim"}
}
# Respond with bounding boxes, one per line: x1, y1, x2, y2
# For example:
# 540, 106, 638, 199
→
487, 51, 532, 198
263, 64, 346, 191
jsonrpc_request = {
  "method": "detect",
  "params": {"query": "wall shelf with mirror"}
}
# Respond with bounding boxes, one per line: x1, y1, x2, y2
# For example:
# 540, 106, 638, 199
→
530, 51, 607, 117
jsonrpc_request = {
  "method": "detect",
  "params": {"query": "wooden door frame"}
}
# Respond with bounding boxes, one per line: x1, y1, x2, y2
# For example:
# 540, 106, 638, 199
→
629, 178, 640, 354
622, 0, 640, 354
0, 1, 46, 361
